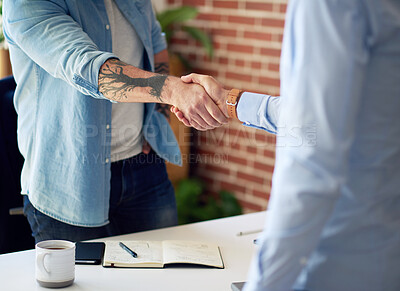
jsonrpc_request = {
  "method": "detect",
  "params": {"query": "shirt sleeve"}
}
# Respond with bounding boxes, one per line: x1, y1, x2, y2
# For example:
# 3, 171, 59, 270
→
244, 1, 369, 290
150, 5, 167, 55
237, 92, 281, 134
3, 0, 117, 100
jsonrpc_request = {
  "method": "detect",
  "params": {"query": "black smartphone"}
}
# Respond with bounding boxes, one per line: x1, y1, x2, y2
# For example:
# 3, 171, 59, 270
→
75, 242, 105, 265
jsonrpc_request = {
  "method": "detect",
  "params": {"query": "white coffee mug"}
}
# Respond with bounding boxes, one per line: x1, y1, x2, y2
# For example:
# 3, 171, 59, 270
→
35, 240, 75, 288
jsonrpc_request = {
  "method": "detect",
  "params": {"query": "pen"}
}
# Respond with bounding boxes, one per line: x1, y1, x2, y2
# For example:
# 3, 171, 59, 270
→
236, 229, 263, 236
119, 242, 138, 258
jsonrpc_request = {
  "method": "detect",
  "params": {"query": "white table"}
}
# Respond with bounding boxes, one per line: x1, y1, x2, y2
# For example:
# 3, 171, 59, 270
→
0, 212, 266, 291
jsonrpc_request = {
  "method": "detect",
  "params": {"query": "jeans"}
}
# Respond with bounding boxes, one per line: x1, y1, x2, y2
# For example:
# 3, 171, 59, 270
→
23, 150, 178, 243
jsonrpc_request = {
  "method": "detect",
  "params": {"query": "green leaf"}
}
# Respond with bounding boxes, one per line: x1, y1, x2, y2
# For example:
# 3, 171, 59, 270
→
219, 190, 242, 217
157, 6, 198, 32
175, 178, 242, 225
182, 26, 213, 58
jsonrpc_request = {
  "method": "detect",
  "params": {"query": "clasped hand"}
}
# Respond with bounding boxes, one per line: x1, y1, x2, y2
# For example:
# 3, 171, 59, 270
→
170, 74, 230, 131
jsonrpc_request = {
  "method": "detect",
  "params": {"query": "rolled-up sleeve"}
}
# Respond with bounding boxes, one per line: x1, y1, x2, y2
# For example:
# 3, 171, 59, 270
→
3, 0, 117, 99
150, 8, 167, 55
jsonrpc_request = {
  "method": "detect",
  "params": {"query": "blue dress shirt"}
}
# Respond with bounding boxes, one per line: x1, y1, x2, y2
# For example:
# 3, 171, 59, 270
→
238, 1, 400, 290
3, 0, 181, 227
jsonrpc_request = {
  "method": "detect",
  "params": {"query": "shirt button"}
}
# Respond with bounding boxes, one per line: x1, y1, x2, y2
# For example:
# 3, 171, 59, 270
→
106, 124, 110, 129
105, 24, 110, 30
105, 158, 109, 163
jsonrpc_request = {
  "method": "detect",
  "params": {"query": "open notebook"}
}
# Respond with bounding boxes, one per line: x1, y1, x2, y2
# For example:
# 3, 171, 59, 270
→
103, 240, 224, 268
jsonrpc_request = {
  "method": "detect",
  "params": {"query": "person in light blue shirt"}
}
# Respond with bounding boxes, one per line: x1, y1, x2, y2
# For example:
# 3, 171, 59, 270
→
173, 0, 400, 290
3, 0, 227, 242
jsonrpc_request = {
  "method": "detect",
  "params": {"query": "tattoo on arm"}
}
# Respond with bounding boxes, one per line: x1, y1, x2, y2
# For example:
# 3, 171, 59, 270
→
154, 62, 171, 118
155, 62, 169, 75
99, 59, 167, 102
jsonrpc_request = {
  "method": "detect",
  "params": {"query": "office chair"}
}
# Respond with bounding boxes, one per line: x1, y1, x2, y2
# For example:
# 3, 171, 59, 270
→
0, 75, 35, 254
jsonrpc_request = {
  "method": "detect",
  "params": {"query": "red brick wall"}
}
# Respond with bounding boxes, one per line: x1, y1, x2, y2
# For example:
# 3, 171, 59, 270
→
165, 0, 287, 213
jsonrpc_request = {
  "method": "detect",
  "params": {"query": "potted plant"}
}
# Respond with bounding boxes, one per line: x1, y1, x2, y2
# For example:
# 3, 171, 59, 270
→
156, 5, 213, 76
175, 178, 242, 225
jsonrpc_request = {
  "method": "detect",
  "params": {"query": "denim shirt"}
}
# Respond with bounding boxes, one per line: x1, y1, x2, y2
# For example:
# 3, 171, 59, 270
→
238, 1, 400, 290
3, 0, 181, 227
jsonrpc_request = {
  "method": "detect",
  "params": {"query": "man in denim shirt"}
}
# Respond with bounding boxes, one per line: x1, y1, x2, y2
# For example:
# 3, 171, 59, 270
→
3, 0, 227, 242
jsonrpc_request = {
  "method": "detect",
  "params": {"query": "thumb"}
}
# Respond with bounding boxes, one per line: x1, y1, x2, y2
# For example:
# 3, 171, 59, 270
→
181, 74, 194, 83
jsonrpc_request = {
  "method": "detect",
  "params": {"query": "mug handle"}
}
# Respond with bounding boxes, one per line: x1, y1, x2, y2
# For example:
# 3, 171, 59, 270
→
37, 252, 51, 275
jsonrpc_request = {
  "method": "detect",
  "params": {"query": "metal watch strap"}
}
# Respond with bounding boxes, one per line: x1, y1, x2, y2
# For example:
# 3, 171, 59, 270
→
226, 89, 244, 119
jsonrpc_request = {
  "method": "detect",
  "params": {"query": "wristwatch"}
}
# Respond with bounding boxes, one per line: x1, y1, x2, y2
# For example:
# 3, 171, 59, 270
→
226, 89, 244, 120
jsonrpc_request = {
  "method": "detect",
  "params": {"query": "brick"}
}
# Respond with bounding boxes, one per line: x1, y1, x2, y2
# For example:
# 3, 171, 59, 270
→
245, 2, 273, 11
237, 171, 265, 184
227, 15, 255, 25
212, 41, 223, 50
247, 146, 257, 154
170, 38, 189, 46
235, 59, 245, 67
205, 164, 231, 176
226, 71, 253, 83
261, 18, 285, 28
260, 47, 281, 57
280, 4, 288, 13
202, 55, 211, 62
220, 181, 246, 194
231, 142, 241, 150
254, 161, 274, 173
259, 76, 280, 87
182, 0, 206, 6
212, 28, 237, 37
227, 43, 254, 54
255, 132, 276, 144
219, 57, 229, 65
251, 61, 262, 69
197, 13, 222, 22
268, 63, 280, 72
263, 149, 275, 159
253, 189, 270, 199
227, 155, 248, 166
244, 31, 272, 41
213, 0, 238, 9
195, 68, 219, 77
187, 53, 197, 62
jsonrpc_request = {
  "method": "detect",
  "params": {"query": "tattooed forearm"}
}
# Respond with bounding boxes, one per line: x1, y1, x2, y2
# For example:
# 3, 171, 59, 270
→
99, 59, 167, 102
155, 62, 171, 118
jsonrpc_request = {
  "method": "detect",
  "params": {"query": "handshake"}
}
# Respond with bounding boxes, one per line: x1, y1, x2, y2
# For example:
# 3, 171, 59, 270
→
167, 73, 235, 131
98, 59, 238, 130
98, 58, 239, 131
